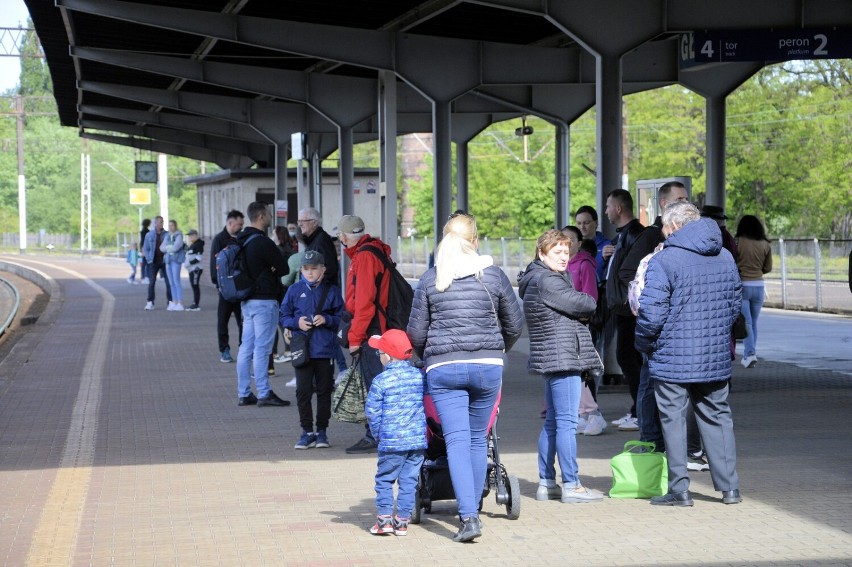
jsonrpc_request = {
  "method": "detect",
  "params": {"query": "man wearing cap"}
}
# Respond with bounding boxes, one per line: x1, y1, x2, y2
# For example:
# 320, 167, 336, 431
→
298, 207, 339, 286
235, 201, 291, 408
337, 214, 394, 454
701, 205, 738, 258
184, 228, 205, 311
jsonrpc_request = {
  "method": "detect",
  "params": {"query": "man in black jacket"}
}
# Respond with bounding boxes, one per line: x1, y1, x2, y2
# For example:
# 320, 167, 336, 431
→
210, 210, 244, 363
235, 202, 291, 407
620, 182, 688, 446
298, 207, 339, 287
603, 189, 644, 431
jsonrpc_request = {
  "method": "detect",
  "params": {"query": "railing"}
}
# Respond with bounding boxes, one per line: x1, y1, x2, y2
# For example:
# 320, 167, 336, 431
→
397, 236, 852, 314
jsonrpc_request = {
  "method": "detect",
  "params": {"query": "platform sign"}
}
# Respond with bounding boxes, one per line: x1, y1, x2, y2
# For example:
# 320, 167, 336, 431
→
688, 29, 852, 63
129, 188, 151, 205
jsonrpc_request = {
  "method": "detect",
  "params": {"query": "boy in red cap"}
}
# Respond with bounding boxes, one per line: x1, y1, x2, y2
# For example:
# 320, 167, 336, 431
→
364, 329, 426, 536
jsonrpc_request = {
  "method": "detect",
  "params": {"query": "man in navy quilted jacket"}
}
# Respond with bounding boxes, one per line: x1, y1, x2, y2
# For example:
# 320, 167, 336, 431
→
635, 202, 743, 507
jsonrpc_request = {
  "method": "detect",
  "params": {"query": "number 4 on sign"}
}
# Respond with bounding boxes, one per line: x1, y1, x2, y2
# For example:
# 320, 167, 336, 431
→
701, 40, 715, 60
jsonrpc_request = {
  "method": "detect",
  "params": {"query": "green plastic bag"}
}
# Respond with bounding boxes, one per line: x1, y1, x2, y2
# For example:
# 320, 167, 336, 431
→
609, 440, 668, 499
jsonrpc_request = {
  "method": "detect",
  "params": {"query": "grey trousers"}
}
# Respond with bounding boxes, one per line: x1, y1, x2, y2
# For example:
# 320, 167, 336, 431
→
654, 380, 739, 494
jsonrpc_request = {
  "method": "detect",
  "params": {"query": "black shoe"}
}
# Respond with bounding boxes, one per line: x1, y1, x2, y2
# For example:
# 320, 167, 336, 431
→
452, 516, 482, 543
237, 393, 258, 406
650, 490, 694, 507
722, 489, 742, 504
345, 438, 378, 454
257, 391, 290, 407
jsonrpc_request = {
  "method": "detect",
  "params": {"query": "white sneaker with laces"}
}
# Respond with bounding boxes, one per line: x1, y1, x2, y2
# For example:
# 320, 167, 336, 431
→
741, 354, 757, 368
583, 413, 607, 436
611, 413, 632, 426
172, 304, 184, 311
144, 301, 154, 310
618, 417, 639, 431
285, 377, 297, 388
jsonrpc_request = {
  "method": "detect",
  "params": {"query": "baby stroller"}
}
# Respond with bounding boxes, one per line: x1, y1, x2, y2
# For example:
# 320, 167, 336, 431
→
411, 392, 520, 524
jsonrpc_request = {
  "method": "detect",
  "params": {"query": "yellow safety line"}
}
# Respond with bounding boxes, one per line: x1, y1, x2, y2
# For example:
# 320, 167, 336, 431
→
21, 260, 114, 567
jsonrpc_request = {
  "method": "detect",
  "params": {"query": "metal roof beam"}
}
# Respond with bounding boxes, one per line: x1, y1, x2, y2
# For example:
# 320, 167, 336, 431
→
81, 131, 252, 169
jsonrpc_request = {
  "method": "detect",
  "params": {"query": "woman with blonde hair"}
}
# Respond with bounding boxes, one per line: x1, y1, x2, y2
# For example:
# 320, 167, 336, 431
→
518, 229, 603, 504
407, 213, 523, 543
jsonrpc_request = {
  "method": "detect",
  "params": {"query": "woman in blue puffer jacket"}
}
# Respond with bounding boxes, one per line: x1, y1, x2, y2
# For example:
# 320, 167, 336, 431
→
518, 229, 604, 505
407, 213, 523, 543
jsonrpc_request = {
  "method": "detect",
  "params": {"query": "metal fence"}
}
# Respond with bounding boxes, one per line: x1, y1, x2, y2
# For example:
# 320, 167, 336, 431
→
396, 236, 852, 314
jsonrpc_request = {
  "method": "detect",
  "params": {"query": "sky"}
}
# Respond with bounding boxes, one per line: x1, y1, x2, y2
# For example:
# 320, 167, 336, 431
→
1, 0, 33, 93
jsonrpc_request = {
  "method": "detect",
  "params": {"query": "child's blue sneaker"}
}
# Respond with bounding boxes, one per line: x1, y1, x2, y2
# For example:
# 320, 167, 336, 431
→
315, 430, 330, 448
294, 431, 316, 450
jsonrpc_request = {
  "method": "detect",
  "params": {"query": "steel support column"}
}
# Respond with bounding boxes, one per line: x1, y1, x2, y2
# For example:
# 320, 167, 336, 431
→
432, 100, 453, 239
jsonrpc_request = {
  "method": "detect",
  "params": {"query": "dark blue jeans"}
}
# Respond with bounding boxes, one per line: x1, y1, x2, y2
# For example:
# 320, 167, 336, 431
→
146, 260, 171, 304
638, 355, 664, 452
427, 362, 501, 519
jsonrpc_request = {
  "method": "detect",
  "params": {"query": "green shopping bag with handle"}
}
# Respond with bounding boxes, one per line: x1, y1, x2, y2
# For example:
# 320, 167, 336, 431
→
609, 440, 668, 499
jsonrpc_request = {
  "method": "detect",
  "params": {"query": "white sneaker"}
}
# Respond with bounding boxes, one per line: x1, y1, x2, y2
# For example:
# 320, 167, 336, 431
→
144, 301, 154, 310
285, 377, 297, 388
140, 278, 150, 285
611, 413, 633, 426
126, 277, 134, 284
172, 304, 184, 311
583, 413, 607, 436
273, 353, 293, 363
167, 302, 175, 311
576, 413, 589, 434
618, 417, 639, 431
741, 355, 757, 368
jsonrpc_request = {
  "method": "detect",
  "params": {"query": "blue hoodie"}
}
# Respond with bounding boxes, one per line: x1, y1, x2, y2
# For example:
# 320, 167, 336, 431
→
280, 278, 344, 359
635, 217, 742, 383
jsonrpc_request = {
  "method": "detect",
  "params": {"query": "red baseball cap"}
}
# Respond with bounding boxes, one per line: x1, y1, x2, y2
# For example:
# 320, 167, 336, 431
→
367, 329, 413, 360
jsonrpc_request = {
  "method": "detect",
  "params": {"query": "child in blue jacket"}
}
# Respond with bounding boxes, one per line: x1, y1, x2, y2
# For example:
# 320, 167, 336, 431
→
126, 242, 139, 284
364, 329, 426, 537
280, 250, 344, 450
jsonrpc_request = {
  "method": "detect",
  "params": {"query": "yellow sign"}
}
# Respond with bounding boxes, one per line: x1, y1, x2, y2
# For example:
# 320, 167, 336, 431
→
129, 188, 151, 205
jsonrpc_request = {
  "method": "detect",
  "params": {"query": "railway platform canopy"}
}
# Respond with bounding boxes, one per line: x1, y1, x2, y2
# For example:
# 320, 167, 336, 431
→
24, 0, 852, 238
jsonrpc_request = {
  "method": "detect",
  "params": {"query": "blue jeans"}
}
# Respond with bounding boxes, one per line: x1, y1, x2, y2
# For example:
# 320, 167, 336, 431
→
538, 374, 581, 485
637, 356, 664, 452
375, 450, 425, 518
427, 363, 502, 519
237, 299, 278, 398
741, 285, 764, 357
166, 262, 183, 303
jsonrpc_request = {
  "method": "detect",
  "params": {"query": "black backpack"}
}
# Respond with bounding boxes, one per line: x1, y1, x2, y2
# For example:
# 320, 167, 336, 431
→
215, 233, 261, 302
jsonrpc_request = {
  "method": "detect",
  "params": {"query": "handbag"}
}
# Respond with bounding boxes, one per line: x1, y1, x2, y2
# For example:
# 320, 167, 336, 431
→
732, 313, 748, 340
332, 354, 367, 424
290, 283, 333, 369
609, 440, 668, 499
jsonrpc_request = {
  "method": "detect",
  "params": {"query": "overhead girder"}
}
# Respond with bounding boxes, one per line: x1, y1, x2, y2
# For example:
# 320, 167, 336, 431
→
79, 105, 269, 144
81, 132, 252, 170
80, 119, 271, 164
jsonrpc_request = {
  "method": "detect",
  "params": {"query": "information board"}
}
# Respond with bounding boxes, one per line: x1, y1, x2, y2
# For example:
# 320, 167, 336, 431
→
685, 29, 852, 63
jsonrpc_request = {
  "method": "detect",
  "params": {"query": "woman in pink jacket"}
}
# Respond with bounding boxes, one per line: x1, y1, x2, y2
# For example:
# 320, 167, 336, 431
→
562, 226, 607, 436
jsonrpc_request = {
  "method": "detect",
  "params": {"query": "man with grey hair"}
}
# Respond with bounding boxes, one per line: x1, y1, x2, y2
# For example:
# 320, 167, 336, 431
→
298, 207, 339, 286
635, 201, 743, 507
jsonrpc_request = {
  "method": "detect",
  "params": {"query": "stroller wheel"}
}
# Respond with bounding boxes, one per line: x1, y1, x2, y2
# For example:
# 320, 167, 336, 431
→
411, 489, 422, 524
506, 475, 521, 520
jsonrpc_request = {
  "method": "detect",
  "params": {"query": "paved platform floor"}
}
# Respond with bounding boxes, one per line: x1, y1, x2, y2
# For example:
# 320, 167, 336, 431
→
1, 255, 851, 566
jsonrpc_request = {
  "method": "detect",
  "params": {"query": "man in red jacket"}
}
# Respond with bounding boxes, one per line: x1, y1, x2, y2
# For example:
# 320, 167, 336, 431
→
336, 215, 392, 454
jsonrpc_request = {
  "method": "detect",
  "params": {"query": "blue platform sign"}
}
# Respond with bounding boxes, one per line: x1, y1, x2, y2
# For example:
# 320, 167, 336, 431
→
686, 29, 852, 63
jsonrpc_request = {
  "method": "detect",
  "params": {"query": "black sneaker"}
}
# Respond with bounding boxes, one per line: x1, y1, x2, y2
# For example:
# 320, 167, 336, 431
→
687, 451, 710, 472
238, 392, 258, 406
345, 438, 378, 454
257, 391, 291, 407
186, 304, 200, 311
